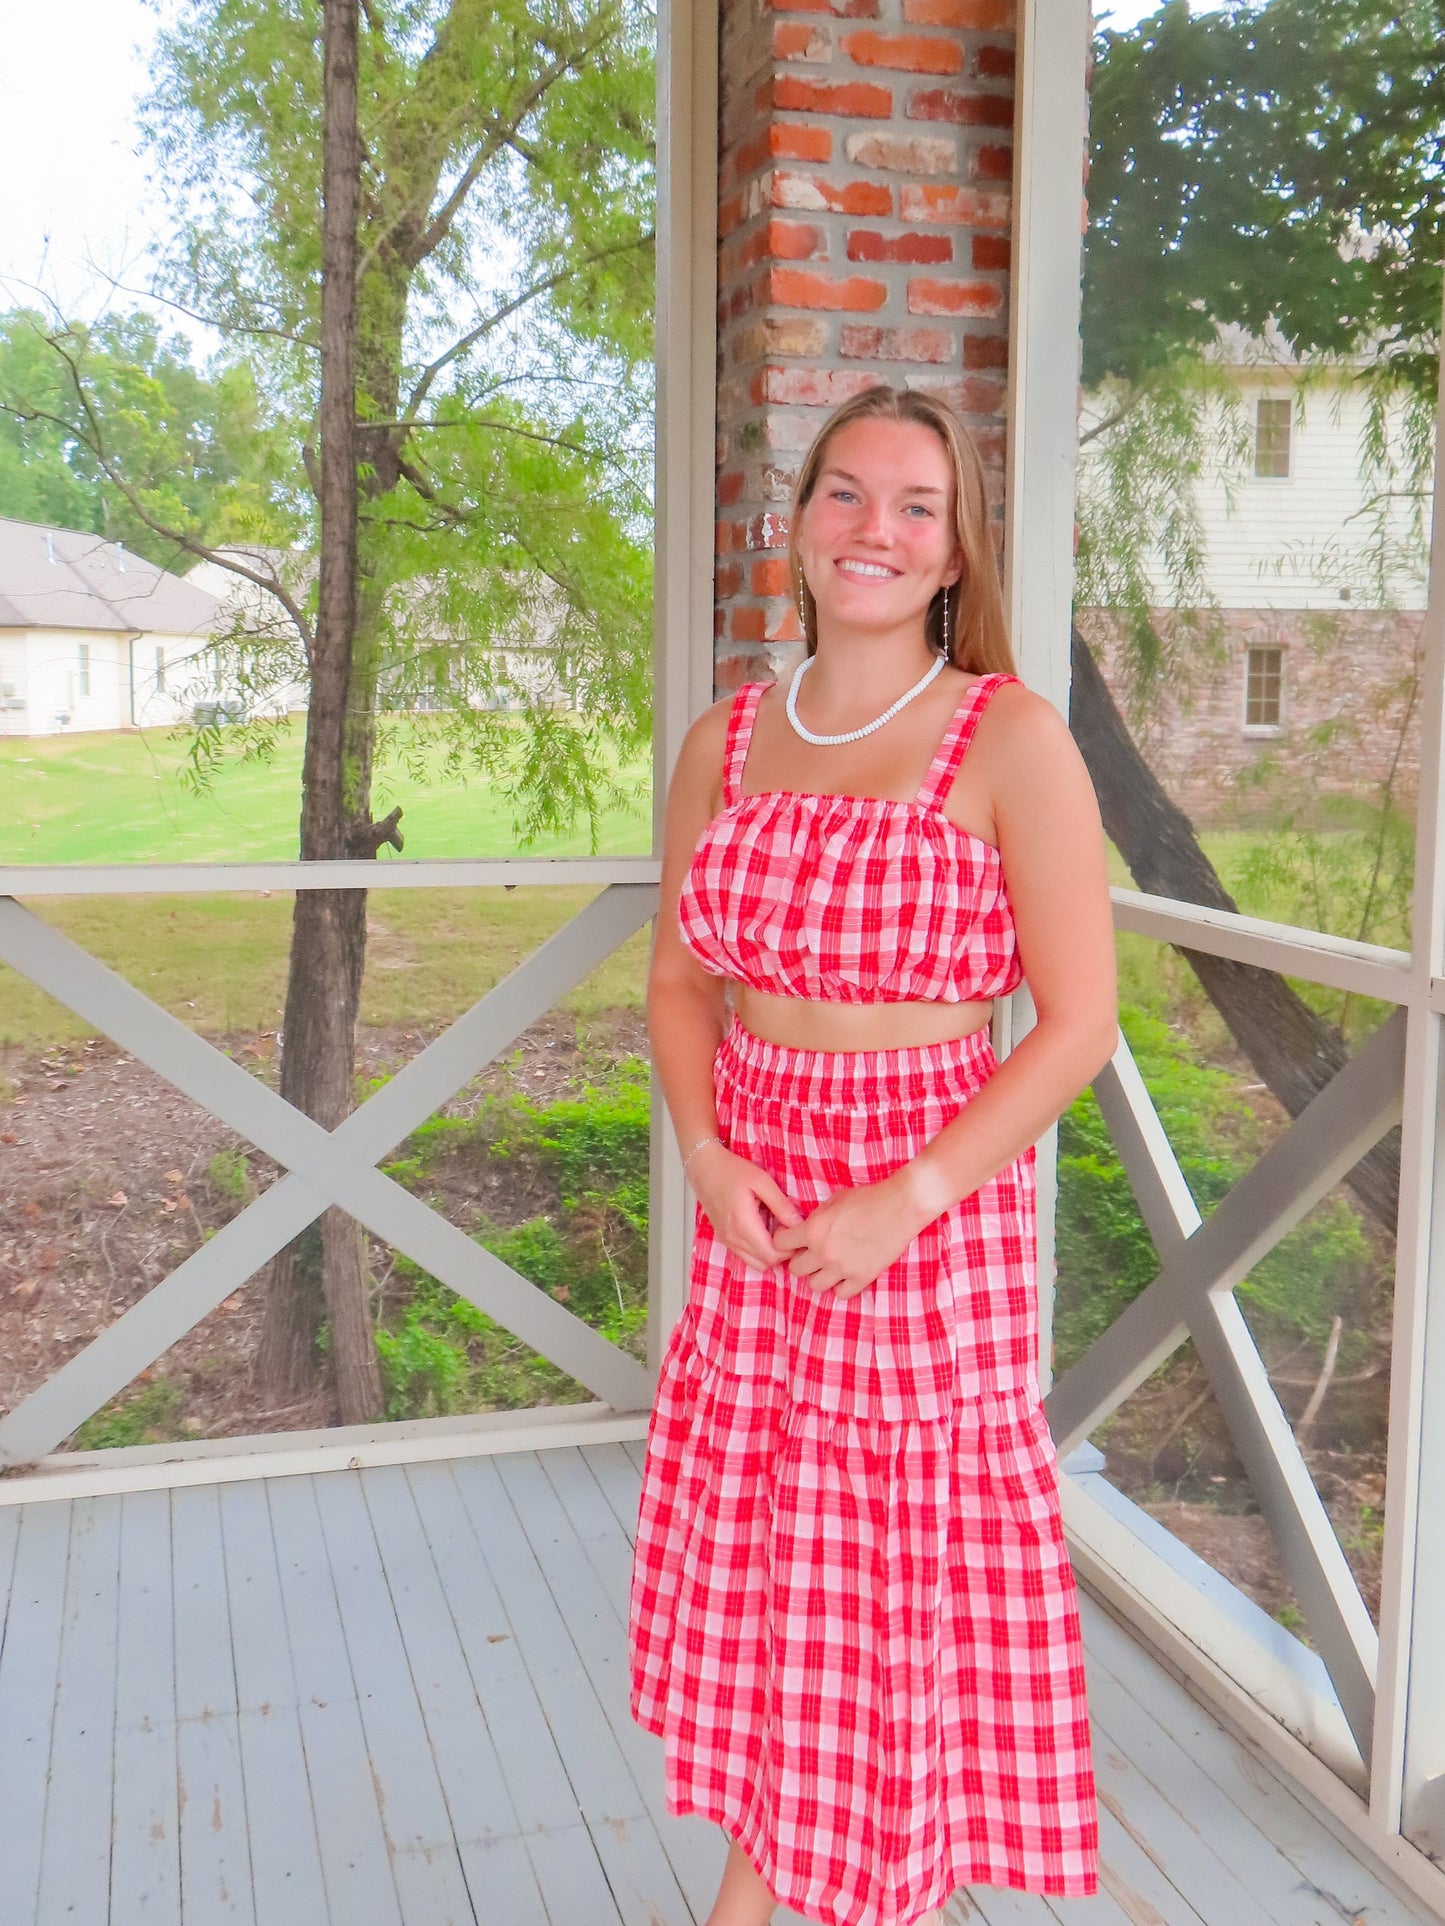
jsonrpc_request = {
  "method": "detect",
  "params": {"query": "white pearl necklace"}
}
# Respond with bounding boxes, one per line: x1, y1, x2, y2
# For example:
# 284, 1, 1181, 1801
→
784, 651, 946, 746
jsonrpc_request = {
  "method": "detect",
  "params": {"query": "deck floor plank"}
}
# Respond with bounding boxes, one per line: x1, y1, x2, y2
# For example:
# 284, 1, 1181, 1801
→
450, 1451, 699, 1920
171, 1484, 257, 1924
308, 1469, 478, 1926
403, 1460, 585, 1841
111, 1489, 181, 1926
36, 1494, 122, 1926
0, 1438, 1436, 1926
219, 1481, 332, 1926
1085, 1624, 1372, 1926
266, 1477, 403, 1926
492, 1448, 713, 1923
577, 1439, 645, 1545
0, 1498, 74, 1926
1080, 1600, 1435, 1926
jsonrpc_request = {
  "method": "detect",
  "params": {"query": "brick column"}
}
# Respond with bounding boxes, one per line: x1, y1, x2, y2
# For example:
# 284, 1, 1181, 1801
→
714, 0, 1017, 696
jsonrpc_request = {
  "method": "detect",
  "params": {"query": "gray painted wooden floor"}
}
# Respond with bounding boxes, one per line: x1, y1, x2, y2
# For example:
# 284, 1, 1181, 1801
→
0, 1440, 1433, 1926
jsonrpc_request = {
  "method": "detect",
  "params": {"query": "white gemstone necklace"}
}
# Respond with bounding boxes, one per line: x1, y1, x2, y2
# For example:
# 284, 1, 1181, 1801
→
784, 651, 946, 746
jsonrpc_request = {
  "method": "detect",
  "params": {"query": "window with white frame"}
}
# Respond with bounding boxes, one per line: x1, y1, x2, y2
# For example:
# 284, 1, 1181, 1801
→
77, 642, 91, 697
1254, 396, 1291, 478
155, 645, 166, 693
1244, 643, 1283, 728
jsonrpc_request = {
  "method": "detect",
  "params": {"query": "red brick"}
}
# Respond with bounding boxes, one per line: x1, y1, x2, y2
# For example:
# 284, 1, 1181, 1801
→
773, 171, 893, 216
847, 229, 953, 264
762, 462, 801, 500
963, 332, 1009, 369
718, 469, 747, 506
906, 372, 1007, 415
974, 142, 1013, 182
840, 323, 955, 362
907, 276, 1003, 316
844, 131, 956, 174
900, 183, 1010, 227
972, 233, 1010, 270
767, 0, 878, 13
775, 75, 894, 117
753, 557, 793, 596
731, 605, 767, 642
772, 122, 833, 162
768, 218, 827, 261
903, 0, 1013, 24
731, 315, 832, 363
745, 511, 792, 549
975, 44, 1015, 79
766, 604, 805, 644
774, 19, 832, 58
715, 649, 768, 693
715, 560, 744, 599
842, 30, 963, 73
718, 192, 745, 239
762, 365, 884, 406
909, 87, 1014, 126
771, 267, 889, 311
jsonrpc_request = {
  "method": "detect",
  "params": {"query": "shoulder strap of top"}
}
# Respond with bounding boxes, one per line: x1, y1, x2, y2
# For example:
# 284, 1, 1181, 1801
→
722, 680, 769, 808
915, 672, 1022, 813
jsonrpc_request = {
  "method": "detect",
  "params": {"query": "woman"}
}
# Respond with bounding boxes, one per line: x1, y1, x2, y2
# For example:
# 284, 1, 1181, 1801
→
628, 385, 1117, 1926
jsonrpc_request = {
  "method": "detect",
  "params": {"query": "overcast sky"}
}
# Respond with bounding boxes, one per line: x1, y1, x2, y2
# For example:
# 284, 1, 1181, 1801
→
0, 0, 1197, 343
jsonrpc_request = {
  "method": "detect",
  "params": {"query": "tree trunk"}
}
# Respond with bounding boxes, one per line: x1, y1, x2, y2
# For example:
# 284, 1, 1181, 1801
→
1069, 622, 1401, 1237
254, 0, 383, 1423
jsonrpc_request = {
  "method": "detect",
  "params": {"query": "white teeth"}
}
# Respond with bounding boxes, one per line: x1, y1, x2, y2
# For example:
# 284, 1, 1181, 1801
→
837, 560, 897, 579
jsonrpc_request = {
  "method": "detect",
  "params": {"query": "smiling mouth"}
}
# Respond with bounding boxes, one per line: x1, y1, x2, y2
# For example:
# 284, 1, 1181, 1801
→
835, 558, 900, 580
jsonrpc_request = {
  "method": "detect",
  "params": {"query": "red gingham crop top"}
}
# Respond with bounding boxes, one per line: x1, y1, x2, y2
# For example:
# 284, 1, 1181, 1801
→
677, 670, 1025, 1005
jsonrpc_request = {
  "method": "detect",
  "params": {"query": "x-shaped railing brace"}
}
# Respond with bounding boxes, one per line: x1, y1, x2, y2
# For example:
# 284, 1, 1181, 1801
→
0, 886, 659, 1467
1047, 1009, 1407, 1767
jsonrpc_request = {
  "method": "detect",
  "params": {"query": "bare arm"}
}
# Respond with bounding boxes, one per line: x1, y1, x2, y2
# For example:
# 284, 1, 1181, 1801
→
648, 697, 804, 1267
896, 683, 1118, 1229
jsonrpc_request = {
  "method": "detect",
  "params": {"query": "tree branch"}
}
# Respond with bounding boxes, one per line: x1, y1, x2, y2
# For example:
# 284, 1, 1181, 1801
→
402, 229, 653, 420
0, 330, 315, 653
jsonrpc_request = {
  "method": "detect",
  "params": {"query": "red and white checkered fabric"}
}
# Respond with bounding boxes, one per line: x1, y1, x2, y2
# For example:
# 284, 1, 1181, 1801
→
629, 1021, 1099, 1926
677, 672, 1025, 1007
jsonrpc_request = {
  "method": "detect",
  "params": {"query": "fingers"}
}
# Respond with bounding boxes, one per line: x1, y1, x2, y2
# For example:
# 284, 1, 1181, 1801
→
760, 1176, 804, 1227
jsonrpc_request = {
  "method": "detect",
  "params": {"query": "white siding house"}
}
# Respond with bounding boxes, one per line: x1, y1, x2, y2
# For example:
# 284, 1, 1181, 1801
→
0, 518, 223, 737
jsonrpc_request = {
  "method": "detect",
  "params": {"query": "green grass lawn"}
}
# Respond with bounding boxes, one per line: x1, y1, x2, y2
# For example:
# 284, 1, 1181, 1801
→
0, 720, 653, 865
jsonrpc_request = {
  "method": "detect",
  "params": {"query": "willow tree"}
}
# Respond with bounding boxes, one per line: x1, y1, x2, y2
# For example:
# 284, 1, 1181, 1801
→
0, 0, 656, 1419
1072, 0, 1444, 1233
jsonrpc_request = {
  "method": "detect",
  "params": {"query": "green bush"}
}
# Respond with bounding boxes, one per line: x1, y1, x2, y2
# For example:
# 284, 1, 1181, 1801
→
374, 1056, 653, 1419
71, 1377, 187, 1450
1055, 1005, 1371, 1371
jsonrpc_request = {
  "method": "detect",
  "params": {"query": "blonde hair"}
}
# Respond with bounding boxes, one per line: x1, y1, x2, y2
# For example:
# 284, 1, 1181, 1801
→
787, 385, 1016, 676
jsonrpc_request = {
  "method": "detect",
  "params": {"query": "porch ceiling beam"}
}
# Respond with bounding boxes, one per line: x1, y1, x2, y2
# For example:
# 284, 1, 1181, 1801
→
1046, 1008, 1407, 1458
0, 885, 658, 1463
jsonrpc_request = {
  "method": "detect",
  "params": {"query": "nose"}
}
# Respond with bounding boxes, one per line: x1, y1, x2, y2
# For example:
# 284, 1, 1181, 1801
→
853, 494, 893, 545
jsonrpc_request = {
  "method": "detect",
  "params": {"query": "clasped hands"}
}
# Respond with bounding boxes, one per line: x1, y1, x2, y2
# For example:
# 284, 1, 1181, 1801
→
689, 1140, 942, 1301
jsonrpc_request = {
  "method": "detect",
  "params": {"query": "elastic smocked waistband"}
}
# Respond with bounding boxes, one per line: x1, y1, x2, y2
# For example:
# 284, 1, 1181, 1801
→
717, 1011, 996, 1111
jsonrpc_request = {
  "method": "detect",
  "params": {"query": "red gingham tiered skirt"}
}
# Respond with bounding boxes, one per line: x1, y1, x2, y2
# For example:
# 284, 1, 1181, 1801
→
628, 1017, 1098, 1926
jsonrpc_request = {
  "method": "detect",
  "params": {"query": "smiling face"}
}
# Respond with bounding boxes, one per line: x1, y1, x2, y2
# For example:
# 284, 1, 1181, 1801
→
795, 416, 964, 646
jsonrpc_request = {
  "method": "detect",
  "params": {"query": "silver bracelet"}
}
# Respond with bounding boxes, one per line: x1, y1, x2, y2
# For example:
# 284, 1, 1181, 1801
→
681, 1133, 722, 1172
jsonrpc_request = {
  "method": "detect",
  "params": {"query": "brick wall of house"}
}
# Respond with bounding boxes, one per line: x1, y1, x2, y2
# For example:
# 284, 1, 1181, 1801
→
1080, 607, 1426, 825
713, 0, 1017, 697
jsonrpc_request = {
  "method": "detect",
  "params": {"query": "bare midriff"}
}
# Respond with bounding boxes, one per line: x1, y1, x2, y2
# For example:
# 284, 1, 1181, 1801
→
733, 982, 994, 1052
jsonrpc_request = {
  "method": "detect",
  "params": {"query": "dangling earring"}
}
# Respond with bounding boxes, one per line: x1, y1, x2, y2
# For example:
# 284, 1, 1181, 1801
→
796, 575, 808, 643
941, 587, 952, 659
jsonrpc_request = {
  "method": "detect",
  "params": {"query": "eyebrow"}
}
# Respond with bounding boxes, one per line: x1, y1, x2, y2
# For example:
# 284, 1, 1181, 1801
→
822, 466, 946, 497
